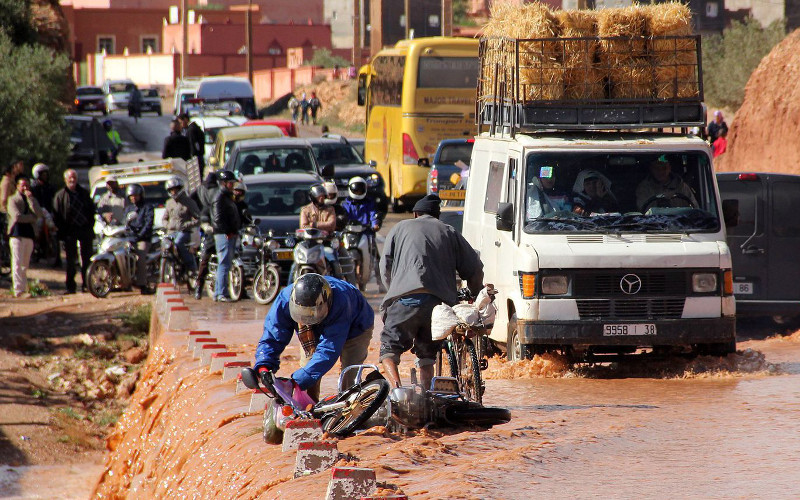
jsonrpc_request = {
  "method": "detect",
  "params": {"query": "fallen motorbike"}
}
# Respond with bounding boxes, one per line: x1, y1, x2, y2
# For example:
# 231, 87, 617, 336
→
86, 224, 160, 298
158, 231, 199, 293
240, 364, 390, 443
341, 222, 385, 292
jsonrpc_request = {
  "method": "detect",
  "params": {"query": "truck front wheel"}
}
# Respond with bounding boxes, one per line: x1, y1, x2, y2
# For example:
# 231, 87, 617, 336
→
507, 314, 534, 361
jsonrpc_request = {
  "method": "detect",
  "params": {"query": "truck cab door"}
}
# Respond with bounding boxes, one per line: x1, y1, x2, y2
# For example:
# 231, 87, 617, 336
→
493, 155, 523, 336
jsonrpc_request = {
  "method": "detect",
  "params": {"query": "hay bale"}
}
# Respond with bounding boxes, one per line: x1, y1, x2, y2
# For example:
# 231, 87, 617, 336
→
655, 63, 699, 99
557, 10, 603, 100
646, 2, 693, 53
597, 6, 649, 65
610, 59, 654, 99
520, 63, 565, 101
565, 65, 606, 100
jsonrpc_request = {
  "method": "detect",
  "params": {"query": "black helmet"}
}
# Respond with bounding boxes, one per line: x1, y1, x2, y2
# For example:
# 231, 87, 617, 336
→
217, 170, 236, 183
289, 273, 333, 325
309, 184, 326, 200
126, 183, 144, 197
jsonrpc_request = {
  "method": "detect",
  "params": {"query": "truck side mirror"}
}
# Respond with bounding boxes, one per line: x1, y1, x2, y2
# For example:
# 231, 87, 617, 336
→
496, 202, 514, 232
209, 156, 219, 167
721, 199, 739, 228
321, 163, 335, 177
368, 160, 377, 168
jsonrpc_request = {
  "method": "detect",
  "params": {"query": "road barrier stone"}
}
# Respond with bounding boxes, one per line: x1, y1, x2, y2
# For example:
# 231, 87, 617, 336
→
223, 361, 251, 382
199, 344, 228, 366
281, 419, 323, 452
325, 467, 377, 500
293, 440, 339, 478
209, 352, 238, 372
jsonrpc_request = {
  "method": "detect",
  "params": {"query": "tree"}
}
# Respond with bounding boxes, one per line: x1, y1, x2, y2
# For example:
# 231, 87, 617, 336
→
0, 1, 71, 174
702, 18, 786, 111
307, 48, 351, 69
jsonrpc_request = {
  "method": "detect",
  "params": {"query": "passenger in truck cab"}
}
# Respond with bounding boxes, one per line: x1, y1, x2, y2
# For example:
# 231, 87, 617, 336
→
635, 156, 697, 212
526, 165, 572, 219
572, 170, 618, 216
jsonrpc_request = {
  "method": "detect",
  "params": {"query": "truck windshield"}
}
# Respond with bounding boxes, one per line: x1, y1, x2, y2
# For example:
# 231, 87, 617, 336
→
523, 151, 720, 234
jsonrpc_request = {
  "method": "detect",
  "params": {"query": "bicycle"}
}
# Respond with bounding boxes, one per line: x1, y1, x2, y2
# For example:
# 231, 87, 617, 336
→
432, 286, 497, 405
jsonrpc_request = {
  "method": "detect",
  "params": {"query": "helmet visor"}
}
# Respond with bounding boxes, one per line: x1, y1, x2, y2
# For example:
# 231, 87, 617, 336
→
289, 300, 329, 326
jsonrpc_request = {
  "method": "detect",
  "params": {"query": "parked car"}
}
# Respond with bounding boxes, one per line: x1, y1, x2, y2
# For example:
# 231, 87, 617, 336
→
243, 171, 325, 283
74, 86, 106, 114
305, 137, 387, 212
224, 138, 332, 178
65, 115, 117, 167
348, 138, 365, 158
208, 124, 284, 169
140, 88, 163, 115
244, 119, 298, 137
174, 77, 201, 117
196, 76, 257, 118
716, 172, 800, 320
426, 138, 474, 195
102, 79, 136, 113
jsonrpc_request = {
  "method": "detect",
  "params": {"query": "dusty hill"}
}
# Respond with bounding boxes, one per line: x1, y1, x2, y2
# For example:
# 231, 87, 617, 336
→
715, 28, 800, 173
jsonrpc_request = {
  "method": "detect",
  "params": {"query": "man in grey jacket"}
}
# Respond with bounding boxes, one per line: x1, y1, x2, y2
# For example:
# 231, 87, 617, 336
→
162, 176, 200, 274
97, 175, 128, 225
379, 194, 484, 390
6, 175, 43, 297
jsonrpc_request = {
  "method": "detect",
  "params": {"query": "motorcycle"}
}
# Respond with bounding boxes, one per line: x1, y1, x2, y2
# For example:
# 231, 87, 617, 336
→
86, 224, 160, 298
201, 234, 246, 301
291, 227, 356, 284
341, 222, 384, 292
240, 364, 391, 443
159, 231, 199, 293
247, 227, 282, 305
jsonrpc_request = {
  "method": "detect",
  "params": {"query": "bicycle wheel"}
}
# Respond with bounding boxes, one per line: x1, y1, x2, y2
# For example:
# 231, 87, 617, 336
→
435, 341, 458, 380
448, 338, 483, 404
446, 404, 511, 427
320, 378, 390, 437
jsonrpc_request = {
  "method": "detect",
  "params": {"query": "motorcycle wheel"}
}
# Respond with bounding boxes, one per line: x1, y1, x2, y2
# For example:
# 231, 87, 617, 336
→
446, 338, 483, 405
445, 405, 511, 427
228, 263, 244, 301
348, 249, 365, 291
321, 378, 390, 437
159, 258, 178, 288
253, 266, 281, 305
262, 404, 284, 444
86, 260, 113, 298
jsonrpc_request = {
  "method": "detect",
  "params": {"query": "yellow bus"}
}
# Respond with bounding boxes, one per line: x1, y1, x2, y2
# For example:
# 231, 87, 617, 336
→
357, 37, 479, 212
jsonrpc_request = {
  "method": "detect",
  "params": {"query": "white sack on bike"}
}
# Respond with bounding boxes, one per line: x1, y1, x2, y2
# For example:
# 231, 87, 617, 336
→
431, 304, 460, 341
452, 303, 482, 327
474, 286, 498, 326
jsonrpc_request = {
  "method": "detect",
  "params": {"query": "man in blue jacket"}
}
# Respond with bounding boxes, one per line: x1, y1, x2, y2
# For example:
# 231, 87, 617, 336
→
254, 273, 374, 400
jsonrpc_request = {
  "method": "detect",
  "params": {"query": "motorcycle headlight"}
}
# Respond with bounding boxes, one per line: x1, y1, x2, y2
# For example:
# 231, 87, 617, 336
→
330, 238, 339, 250
286, 237, 296, 248
692, 273, 718, 293
254, 237, 263, 247
367, 173, 380, 187
267, 240, 279, 250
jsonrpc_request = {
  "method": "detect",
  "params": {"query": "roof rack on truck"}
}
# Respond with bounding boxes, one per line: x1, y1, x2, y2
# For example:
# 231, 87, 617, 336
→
476, 35, 705, 135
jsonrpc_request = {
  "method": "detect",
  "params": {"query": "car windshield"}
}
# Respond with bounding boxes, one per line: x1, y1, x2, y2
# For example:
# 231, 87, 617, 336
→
93, 181, 169, 209
109, 83, 136, 93
522, 151, 720, 234
143, 89, 159, 97
233, 147, 316, 176
436, 142, 473, 166
311, 143, 364, 165
245, 182, 310, 216
77, 87, 103, 96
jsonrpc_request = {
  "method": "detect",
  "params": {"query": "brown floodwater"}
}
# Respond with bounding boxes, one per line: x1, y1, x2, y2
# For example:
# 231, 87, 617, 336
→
84, 294, 800, 500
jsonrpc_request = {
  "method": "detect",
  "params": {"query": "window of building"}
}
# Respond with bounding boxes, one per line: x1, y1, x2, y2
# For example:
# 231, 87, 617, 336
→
97, 36, 115, 55
141, 36, 158, 54
268, 41, 282, 55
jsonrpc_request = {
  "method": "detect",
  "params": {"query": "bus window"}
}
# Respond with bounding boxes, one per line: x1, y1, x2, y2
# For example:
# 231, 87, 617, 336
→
370, 56, 405, 107
418, 57, 480, 88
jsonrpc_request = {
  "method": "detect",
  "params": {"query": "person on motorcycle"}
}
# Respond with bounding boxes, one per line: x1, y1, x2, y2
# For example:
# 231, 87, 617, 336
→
103, 119, 123, 161
97, 175, 128, 225
193, 171, 219, 299
323, 180, 347, 231
300, 184, 336, 232
162, 176, 200, 275
123, 183, 155, 295
341, 176, 384, 291
254, 273, 374, 401
211, 170, 241, 302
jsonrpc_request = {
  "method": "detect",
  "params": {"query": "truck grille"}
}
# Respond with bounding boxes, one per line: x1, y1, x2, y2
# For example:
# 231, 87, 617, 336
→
576, 298, 685, 320
573, 270, 687, 297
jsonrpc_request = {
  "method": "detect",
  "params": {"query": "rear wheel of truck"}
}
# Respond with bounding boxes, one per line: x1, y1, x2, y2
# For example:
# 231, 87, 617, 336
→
694, 341, 737, 357
507, 314, 534, 361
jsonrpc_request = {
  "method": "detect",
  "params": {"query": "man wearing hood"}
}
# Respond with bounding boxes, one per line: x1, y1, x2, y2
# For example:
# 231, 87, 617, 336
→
97, 175, 128, 225
572, 170, 618, 216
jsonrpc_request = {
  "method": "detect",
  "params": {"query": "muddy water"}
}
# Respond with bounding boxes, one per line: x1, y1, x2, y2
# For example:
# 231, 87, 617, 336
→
89, 289, 800, 500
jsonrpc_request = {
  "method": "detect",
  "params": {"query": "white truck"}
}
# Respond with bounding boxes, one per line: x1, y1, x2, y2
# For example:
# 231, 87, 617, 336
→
463, 35, 736, 361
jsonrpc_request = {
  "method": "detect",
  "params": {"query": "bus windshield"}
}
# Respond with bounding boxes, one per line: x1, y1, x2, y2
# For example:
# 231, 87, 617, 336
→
418, 57, 480, 88
523, 151, 720, 234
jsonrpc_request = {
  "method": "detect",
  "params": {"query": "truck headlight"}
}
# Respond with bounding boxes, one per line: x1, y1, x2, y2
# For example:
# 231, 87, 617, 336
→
541, 275, 569, 295
692, 273, 718, 293
367, 173, 380, 187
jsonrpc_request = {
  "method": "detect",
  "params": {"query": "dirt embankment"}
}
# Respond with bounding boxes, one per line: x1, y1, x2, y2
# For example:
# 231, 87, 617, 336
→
294, 79, 364, 132
715, 28, 800, 173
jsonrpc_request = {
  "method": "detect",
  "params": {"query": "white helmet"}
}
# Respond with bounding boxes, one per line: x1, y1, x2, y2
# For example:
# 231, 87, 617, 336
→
323, 181, 337, 205
348, 176, 367, 200
32, 163, 49, 180
165, 176, 184, 198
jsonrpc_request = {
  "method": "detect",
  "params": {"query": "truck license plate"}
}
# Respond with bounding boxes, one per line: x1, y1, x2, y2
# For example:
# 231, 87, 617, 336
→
733, 282, 753, 295
603, 324, 657, 336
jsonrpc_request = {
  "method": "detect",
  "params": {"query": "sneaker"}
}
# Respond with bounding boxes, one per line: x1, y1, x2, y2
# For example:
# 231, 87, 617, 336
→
215, 295, 233, 303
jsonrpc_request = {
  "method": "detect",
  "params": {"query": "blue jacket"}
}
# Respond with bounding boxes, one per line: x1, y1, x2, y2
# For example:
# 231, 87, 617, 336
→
254, 276, 374, 389
124, 201, 154, 242
341, 198, 379, 230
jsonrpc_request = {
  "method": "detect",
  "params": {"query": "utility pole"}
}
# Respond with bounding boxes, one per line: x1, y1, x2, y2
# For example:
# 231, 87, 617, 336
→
352, 0, 360, 66
442, 0, 452, 36
246, 0, 253, 84
181, 0, 187, 80
404, 0, 410, 39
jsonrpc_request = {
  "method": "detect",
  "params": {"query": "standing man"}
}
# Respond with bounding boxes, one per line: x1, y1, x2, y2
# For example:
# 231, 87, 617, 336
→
254, 273, 374, 400
211, 170, 241, 302
288, 94, 300, 123
96, 175, 128, 225
123, 184, 155, 294
300, 92, 310, 125
178, 113, 206, 172
308, 92, 322, 125
162, 119, 191, 161
379, 194, 484, 390
52, 169, 96, 294
193, 171, 218, 299
1, 160, 25, 224
6, 175, 43, 297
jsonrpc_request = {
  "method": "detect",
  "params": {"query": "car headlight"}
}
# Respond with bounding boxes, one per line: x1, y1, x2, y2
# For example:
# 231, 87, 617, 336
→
692, 273, 718, 293
541, 275, 569, 295
367, 173, 380, 187
267, 240, 279, 250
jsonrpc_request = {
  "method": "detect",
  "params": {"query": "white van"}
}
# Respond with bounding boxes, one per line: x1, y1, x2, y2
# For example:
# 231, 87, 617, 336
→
195, 76, 257, 119
463, 36, 736, 361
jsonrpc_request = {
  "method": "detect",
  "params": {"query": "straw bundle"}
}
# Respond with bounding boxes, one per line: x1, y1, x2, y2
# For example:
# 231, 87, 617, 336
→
646, 2, 693, 52
557, 10, 604, 99
597, 6, 649, 65
610, 59, 654, 99
519, 59, 565, 101
646, 2, 698, 99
